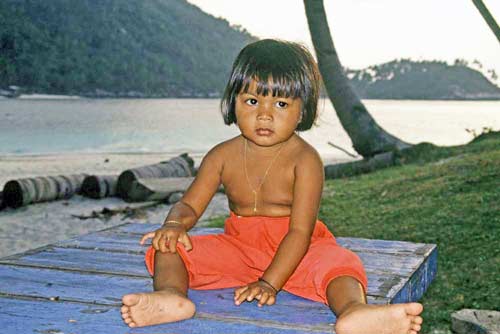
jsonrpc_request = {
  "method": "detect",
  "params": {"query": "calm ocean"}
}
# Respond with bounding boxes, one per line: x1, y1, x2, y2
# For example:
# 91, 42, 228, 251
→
1, 98, 499, 161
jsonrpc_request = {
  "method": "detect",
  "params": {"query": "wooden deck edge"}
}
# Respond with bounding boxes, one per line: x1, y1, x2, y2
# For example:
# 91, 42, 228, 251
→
390, 245, 438, 303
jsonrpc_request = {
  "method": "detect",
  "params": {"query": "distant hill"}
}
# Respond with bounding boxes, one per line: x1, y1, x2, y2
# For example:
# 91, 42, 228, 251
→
1, 1, 499, 100
0, 0, 255, 97
346, 59, 500, 100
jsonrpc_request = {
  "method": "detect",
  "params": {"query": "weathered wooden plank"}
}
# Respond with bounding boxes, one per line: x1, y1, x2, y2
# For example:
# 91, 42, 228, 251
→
336, 237, 434, 257
0, 263, 392, 307
0, 297, 330, 334
0, 264, 147, 305
0, 244, 421, 300
0, 265, 334, 329
0, 243, 421, 277
0, 247, 147, 277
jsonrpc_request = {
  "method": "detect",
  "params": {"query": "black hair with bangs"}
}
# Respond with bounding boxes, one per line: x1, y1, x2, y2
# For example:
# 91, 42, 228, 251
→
220, 39, 321, 132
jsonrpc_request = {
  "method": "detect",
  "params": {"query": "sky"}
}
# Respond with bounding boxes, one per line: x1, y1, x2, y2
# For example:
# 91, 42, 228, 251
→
187, 0, 500, 82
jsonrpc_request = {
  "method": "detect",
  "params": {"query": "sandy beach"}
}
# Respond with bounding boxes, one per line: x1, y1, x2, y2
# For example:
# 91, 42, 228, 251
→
0, 152, 229, 259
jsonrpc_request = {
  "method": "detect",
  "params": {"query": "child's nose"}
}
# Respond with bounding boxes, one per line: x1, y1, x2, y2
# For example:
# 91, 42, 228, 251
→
257, 105, 273, 120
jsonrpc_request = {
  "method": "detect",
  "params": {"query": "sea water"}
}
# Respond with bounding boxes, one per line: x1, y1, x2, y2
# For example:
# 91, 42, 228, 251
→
1, 98, 499, 161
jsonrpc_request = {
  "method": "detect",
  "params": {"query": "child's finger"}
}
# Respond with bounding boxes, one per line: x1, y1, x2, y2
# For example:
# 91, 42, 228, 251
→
246, 287, 261, 302
235, 289, 250, 305
168, 235, 178, 253
139, 232, 155, 245
180, 233, 193, 251
158, 234, 168, 253
266, 294, 276, 306
257, 292, 269, 307
152, 232, 162, 251
234, 286, 248, 300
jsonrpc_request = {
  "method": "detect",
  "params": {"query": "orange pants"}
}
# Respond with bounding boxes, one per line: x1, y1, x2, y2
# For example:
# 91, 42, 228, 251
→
145, 211, 367, 304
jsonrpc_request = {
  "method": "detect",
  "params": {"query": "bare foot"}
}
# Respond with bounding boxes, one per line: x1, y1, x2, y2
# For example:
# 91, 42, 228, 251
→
121, 288, 196, 327
335, 302, 423, 334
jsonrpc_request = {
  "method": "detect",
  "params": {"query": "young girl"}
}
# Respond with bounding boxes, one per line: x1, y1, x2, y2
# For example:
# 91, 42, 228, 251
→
121, 39, 424, 334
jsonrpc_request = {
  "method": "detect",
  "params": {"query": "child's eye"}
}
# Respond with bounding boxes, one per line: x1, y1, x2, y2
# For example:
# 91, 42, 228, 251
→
276, 101, 288, 108
245, 98, 258, 106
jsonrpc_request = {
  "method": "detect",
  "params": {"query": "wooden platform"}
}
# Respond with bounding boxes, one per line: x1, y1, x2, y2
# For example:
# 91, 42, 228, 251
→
0, 222, 437, 333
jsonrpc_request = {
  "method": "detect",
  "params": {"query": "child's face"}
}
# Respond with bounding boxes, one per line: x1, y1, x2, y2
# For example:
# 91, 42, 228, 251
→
235, 80, 302, 148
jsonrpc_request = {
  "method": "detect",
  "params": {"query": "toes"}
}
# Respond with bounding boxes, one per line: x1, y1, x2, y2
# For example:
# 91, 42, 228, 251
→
405, 302, 423, 316
120, 305, 129, 313
407, 330, 417, 334
122, 293, 141, 306
412, 315, 423, 325
411, 323, 421, 332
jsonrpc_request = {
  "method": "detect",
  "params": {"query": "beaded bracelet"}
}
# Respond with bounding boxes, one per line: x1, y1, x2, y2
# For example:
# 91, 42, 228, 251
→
258, 277, 279, 294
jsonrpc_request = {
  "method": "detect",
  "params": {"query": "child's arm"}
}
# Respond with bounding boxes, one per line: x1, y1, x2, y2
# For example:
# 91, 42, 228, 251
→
140, 145, 224, 253
235, 148, 324, 307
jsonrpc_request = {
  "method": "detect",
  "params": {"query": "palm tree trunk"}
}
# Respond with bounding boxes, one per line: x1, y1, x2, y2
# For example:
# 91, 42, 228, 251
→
472, 0, 500, 44
304, 0, 410, 157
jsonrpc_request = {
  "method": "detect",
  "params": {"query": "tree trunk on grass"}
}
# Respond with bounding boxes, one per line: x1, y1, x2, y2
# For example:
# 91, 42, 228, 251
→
303, 0, 411, 158
472, 0, 500, 44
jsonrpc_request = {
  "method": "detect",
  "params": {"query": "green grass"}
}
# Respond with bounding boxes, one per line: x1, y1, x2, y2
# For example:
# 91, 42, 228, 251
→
206, 131, 500, 332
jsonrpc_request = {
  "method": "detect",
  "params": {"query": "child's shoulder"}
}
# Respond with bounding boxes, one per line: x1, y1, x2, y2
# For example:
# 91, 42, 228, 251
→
291, 135, 324, 169
201, 135, 241, 163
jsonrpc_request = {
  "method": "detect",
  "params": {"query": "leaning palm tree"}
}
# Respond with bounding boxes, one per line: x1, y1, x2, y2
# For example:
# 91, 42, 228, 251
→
472, 0, 500, 44
303, 0, 410, 158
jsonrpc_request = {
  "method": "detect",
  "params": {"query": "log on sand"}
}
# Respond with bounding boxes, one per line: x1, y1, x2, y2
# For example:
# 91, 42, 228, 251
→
2, 174, 88, 208
117, 153, 195, 201
126, 177, 195, 202
81, 175, 119, 199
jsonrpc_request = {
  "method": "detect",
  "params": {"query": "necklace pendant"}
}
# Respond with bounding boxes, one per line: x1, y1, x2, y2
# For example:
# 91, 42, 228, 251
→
253, 190, 257, 212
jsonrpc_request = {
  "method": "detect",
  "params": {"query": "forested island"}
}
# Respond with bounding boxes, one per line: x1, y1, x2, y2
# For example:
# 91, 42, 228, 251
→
1, 0, 499, 100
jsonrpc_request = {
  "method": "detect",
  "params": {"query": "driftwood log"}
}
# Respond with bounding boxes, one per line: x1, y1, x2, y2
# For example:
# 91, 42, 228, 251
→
117, 153, 195, 201
2, 174, 88, 208
81, 175, 119, 199
324, 152, 396, 179
125, 177, 195, 202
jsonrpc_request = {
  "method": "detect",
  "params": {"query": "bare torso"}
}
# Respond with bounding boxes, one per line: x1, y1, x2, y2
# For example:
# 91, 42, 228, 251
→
219, 134, 312, 217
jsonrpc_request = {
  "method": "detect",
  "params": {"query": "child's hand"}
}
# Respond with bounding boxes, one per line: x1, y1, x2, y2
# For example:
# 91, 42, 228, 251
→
139, 221, 193, 253
234, 280, 277, 307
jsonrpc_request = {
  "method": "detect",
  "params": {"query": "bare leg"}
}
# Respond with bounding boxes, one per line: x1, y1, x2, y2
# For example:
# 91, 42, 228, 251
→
327, 276, 424, 334
121, 251, 196, 327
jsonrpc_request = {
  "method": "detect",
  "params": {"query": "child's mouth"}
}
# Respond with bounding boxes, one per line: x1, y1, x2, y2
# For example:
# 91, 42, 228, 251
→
256, 128, 274, 136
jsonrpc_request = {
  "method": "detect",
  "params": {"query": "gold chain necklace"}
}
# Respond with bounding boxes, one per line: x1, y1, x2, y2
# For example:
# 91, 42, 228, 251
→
243, 137, 286, 213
